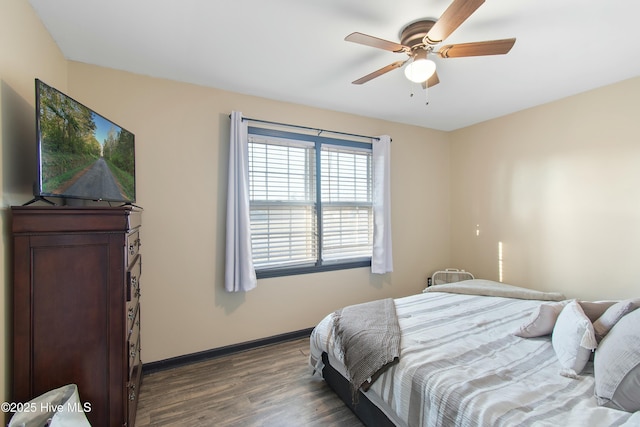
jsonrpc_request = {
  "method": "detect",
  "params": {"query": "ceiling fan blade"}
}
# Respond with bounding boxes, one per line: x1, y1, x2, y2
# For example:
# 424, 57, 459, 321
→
437, 38, 516, 58
352, 60, 407, 84
421, 71, 440, 89
345, 32, 408, 53
425, 0, 485, 45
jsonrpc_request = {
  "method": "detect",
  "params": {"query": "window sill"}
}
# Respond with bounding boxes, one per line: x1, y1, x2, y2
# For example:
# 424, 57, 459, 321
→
256, 259, 372, 279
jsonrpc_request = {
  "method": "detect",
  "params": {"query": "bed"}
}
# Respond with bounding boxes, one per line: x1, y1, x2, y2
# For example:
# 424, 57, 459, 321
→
309, 279, 640, 426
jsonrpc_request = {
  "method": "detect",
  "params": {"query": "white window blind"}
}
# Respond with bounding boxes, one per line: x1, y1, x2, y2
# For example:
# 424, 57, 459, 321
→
321, 145, 372, 261
248, 130, 373, 274
248, 137, 317, 269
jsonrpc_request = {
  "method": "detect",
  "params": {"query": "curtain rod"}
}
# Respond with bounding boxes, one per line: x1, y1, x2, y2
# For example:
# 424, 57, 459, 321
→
229, 114, 384, 142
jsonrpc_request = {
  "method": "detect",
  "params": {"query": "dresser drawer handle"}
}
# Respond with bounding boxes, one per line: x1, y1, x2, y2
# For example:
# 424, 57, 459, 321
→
129, 238, 141, 256
130, 341, 141, 358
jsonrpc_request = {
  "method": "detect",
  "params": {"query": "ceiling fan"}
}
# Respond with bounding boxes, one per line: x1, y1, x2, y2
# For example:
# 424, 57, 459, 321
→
345, 0, 515, 88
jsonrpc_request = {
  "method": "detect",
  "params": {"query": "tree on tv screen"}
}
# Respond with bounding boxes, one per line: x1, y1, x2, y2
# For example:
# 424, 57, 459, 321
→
39, 85, 101, 159
103, 127, 134, 176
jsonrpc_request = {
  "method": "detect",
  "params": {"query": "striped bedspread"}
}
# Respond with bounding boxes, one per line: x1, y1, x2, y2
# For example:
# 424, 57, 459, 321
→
310, 284, 640, 427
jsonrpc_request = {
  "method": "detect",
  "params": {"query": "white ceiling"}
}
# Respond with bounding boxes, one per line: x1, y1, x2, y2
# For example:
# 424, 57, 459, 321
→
28, 0, 640, 131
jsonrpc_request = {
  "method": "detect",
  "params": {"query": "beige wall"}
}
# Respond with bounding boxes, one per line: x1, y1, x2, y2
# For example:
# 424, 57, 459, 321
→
67, 62, 451, 362
450, 77, 640, 301
1, 0, 68, 411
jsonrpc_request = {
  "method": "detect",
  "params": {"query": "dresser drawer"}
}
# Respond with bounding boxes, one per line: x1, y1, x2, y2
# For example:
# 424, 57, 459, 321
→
128, 359, 142, 427
128, 311, 140, 379
127, 302, 140, 341
126, 229, 141, 267
126, 254, 141, 303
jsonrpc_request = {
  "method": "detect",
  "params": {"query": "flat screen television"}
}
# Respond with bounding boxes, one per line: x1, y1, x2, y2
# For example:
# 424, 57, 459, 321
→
33, 79, 136, 204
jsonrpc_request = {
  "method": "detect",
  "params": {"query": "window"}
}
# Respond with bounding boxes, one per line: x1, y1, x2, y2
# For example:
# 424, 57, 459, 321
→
248, 127, 373, 277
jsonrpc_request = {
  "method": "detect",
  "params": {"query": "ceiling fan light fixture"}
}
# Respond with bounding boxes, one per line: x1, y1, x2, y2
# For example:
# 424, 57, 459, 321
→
404, 51, 436, 83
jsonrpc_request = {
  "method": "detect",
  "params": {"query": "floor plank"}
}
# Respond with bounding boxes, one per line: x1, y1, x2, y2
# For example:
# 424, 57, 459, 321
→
135, 337, 363, 426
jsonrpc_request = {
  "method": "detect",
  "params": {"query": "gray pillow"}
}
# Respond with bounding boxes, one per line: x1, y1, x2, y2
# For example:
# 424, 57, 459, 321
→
514, 301, 568, 338
578, 300, 616, 322
593, 299, 638, 341
594, 308, 640, 412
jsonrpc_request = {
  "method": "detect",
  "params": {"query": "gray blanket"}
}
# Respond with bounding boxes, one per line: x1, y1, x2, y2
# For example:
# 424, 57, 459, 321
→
333, 298, 401, 394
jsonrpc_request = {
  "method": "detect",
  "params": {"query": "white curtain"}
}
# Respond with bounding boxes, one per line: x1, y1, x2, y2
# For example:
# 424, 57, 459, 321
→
371, 135, 393, 274
225, 111, 257, 292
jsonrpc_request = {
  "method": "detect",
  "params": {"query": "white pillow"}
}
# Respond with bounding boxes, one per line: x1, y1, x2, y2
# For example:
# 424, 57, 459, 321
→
552, 300, 598, 378
593, 299, 638, 341
514, 301, 568, 338
594, 308, 640, 412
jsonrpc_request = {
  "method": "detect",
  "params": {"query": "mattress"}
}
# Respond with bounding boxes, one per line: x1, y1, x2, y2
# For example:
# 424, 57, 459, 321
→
309, 282, 640, 427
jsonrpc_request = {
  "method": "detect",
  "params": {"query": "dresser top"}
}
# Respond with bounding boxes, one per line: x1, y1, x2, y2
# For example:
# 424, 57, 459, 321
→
11, 205, 142, 234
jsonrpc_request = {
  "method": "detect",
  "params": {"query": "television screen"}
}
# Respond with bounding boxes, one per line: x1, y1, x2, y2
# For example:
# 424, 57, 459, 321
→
35, 79, 136, 203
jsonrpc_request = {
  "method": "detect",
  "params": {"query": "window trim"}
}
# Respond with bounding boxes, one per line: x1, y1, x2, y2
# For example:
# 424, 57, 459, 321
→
256, 259, 372, 279
248, 126, 373, 278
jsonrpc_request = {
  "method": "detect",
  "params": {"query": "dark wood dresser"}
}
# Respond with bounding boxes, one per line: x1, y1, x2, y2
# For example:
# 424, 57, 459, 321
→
11, 205, 143, 427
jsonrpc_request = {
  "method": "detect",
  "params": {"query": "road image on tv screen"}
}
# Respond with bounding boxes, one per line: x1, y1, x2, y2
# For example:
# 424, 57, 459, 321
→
37, 81, 135, 202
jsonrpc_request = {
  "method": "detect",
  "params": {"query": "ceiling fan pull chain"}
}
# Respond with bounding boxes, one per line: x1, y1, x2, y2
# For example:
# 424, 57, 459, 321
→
408, 74, 415, 98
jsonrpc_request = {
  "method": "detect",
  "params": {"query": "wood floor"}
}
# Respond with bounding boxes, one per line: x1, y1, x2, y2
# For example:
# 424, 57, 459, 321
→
135, 337, 363, 426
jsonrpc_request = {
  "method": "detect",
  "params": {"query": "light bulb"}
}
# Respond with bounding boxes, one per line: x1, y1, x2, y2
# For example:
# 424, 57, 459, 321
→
404, 57, 436, 83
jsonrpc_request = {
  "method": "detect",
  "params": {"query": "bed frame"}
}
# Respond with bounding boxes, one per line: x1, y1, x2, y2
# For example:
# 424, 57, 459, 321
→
321, 352, 395, 427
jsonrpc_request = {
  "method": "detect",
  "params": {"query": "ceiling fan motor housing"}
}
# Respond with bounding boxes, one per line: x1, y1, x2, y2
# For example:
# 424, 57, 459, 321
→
400, 20, 437, 50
